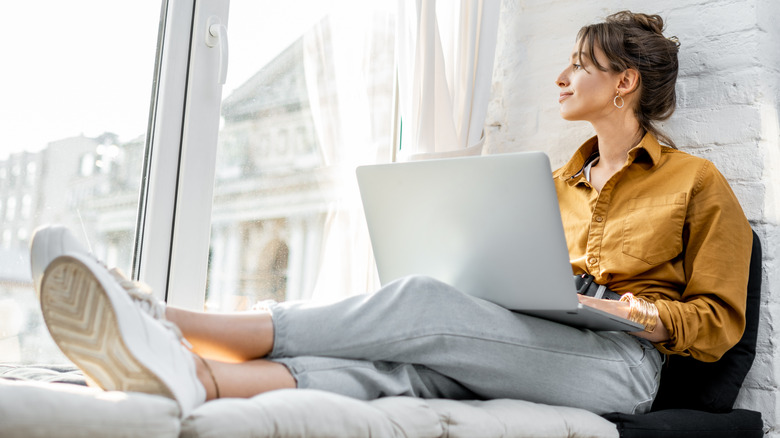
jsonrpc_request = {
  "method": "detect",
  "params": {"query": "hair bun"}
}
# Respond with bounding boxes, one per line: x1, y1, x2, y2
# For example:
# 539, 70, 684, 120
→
608, 11, 665, 36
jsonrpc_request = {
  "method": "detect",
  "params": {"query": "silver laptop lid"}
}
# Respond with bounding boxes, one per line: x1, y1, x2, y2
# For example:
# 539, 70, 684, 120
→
356, 152, 579, 312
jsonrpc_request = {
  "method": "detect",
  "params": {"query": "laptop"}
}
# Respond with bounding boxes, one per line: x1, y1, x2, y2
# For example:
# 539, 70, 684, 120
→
356, 152, 642, 332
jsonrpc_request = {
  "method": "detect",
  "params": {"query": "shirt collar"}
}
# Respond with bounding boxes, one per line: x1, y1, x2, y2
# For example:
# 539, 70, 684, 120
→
559, 131, 663, 180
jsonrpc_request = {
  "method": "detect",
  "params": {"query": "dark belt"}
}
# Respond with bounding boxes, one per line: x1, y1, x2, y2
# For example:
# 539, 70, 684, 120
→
574, 274, 621, 300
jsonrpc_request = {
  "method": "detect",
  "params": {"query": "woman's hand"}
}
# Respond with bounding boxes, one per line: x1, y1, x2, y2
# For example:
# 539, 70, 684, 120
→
577, 294, 670, 343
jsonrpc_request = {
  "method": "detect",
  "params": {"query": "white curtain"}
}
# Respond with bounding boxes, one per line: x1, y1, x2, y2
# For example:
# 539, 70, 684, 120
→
302, 4, 394, 300
299, 0, 500, 301
396, 0, 500, 160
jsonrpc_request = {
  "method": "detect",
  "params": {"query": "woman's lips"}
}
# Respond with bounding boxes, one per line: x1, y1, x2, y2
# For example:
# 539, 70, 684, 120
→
558, 92, 573, 103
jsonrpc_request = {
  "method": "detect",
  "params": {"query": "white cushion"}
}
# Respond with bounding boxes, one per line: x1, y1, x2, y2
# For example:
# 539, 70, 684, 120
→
0, 377, 619, 437
426, 398, 620, 438
181, 389, 619, 438
181, 389, 443, 437
0, 378, 181, 438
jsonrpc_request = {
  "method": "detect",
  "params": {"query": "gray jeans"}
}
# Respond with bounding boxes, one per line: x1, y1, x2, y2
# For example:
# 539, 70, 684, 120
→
268, 275, 662, 415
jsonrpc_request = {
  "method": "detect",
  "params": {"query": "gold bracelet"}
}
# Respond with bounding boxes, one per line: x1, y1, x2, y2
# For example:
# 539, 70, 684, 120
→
619, 293, 658, 333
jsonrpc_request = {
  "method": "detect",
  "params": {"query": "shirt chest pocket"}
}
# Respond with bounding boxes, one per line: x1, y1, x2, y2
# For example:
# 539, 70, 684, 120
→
622, 193, 687, 265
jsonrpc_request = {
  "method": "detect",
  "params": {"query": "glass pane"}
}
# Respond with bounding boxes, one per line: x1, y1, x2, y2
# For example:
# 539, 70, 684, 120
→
0, 1, 161, 363
206, 1, 396, 311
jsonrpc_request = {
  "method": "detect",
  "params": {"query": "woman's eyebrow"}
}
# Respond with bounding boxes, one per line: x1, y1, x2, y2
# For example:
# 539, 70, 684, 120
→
571, 50, 588, 60
570, 51, 588, 62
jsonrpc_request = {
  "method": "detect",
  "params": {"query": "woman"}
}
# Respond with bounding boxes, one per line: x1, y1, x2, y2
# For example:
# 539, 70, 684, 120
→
34, 11, 752, 418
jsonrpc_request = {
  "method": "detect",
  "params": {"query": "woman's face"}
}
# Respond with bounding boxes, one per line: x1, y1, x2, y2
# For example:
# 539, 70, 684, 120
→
555, 40, 622, 122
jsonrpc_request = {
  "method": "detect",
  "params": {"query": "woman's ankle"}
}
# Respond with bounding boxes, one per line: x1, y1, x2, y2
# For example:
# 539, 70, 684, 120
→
193, 354, 221, 401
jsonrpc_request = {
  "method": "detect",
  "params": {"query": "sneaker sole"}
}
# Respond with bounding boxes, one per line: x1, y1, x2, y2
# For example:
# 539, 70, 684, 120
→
40, 256, 175, 399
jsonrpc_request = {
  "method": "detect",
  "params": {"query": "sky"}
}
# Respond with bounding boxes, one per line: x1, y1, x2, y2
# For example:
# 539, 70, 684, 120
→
2, 2, 159, 159
0, 0, 341, 161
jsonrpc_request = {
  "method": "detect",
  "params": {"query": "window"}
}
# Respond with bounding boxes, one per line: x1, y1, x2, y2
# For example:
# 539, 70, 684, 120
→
10, 164, 20, 185
203, 0, 395, 311
5, 197, 15, 221
80, 153, 96, 177
0, 0, 400, 364
0, 1, 160, 364
26, 162, 37, 186
20, 195, 32, 220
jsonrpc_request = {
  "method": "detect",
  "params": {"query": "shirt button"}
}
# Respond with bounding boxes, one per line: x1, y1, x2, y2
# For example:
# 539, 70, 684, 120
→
595, 215, 603, 222
588, 257, 597, 265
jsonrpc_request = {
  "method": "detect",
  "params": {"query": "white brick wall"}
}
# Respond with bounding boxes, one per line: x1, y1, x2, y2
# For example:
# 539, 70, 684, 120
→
485, 0, 780, 434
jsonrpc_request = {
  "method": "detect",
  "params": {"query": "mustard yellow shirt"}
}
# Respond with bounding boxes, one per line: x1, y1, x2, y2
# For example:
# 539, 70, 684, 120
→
553, 133, 752, 362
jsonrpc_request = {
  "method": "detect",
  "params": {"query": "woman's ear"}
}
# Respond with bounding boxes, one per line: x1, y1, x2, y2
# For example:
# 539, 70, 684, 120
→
617, 68, 641, 95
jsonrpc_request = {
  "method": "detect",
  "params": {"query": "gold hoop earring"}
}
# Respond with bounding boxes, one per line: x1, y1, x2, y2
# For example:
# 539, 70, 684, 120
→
613, 93, 625, 109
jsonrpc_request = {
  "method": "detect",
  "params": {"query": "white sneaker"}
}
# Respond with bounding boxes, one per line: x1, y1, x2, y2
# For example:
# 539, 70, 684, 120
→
40, 253, 206, 417
30, 225, 168, 319
29, 225, 88, 299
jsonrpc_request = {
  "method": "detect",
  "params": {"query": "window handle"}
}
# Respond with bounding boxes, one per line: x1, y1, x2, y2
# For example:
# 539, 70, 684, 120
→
205, 16, 228, 85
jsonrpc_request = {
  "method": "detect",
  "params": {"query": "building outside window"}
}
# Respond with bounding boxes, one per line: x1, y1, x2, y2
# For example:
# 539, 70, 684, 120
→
206, 0, 395, 311
0, 2, 159, 364
0, 0, 396, 364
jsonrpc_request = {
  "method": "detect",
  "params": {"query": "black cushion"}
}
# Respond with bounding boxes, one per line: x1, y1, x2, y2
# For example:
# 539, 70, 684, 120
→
603, 409, 763, 438
651, 230, 762, 413
603, 231, 763, 437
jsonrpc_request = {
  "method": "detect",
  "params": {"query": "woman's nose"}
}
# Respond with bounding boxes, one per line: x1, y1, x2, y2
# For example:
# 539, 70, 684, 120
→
556, 71, 569, 88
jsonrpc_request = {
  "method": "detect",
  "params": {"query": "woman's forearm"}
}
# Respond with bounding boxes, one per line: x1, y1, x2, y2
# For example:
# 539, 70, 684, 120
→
632, 315, 670, 343
577, 294, 670, 342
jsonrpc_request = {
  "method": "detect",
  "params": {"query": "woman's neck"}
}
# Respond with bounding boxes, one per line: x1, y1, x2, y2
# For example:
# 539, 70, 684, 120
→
591, 118, 644, 170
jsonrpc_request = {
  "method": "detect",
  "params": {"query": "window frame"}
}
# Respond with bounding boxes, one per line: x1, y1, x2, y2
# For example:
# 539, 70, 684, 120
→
135, 0, 229, 310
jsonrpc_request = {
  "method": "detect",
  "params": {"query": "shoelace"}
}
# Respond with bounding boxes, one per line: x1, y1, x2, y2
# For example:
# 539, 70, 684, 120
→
107, 267, 193, 349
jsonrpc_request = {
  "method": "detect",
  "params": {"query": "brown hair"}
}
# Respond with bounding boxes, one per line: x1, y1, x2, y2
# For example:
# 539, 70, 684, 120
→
577, 11, 680, 147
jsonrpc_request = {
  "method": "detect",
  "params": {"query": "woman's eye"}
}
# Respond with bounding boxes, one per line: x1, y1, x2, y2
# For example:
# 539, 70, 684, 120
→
572, 63, 582, 70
